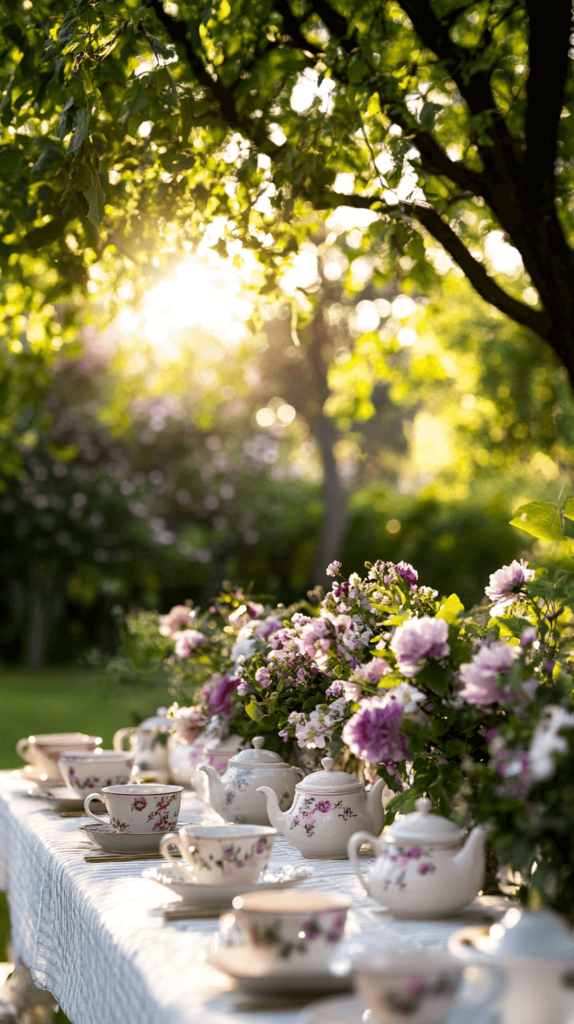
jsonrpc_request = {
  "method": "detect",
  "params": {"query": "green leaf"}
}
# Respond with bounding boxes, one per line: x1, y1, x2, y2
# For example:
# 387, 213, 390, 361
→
84, 164, 106, 228
564, 498, 574, 522
245, 700, 265, 721
68, 105, 91, 153
419, 101, 441, 131
436, 593, 464, 624
509, 502, 564, 542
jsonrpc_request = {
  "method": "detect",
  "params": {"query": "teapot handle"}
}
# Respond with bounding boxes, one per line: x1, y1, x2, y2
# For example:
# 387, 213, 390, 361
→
113, 727, 133, 752
291, 767, 305, 780
348, 830, 381, 897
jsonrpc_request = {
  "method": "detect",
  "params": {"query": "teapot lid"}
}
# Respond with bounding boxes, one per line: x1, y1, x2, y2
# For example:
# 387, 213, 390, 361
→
229, 737, 289, 768
483, 909, 574, 961
139, 708, 171, 731
385, 798, 465, 845
296, 757, 362, 794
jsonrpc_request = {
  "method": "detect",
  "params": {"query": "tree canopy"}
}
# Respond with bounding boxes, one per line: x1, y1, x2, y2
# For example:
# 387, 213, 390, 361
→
1, 0, 574, 378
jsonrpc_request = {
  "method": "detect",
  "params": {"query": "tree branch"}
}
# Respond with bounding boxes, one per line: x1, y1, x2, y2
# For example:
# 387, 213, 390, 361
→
320, 190, 551, 337
524, 0, 572, 192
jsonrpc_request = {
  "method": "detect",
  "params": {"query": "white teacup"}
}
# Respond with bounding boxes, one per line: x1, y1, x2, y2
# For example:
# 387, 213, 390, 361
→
16, 733, 102, 779
353, 951, 463, 1024
159, 824, 276, 884
84, 784, 183, 833
229, 889, 352, 971
59, 751, 135, 798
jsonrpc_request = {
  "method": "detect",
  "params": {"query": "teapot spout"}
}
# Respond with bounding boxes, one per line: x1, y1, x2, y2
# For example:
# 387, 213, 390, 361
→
199, 763, 227, 815
256, 786, 289, 833
366, 777, 386, 836
453, 825, 487, 900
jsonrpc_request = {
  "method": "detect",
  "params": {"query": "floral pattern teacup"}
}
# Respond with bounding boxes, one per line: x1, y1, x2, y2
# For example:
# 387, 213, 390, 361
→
229, 889, 352, 971
354, 951, 463, 1024
84, 784, 183, 833
159, 824, 276, 883
59, 750, 134, 798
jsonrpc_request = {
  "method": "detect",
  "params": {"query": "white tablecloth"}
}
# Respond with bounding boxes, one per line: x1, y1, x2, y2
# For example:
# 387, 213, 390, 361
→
0, 772, 507, 1024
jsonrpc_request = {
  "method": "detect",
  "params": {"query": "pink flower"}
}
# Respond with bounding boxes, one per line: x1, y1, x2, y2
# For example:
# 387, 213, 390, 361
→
174, 629, 208, 659
459, 642, 520, 706
159, 604, 192, 637
326, 560, 342, 576
390, 617, 450, 677
342, 695, 407, 765
315, 800, 331, 813
237, 680, 249, 696
354, 659, 392, 684
485, 559, 534, 609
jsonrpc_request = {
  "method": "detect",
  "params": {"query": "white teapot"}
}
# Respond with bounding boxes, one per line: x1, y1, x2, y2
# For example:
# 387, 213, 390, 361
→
348, 797, 486, 918
113, 708, 171, 782
449, 908, 574, 1024
258, 756, 385, 858
199, 736, 303, 826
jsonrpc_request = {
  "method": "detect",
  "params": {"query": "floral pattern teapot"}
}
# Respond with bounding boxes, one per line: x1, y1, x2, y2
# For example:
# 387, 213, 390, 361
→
258, 756, 385, 858
199, 736, 304, 826
348, 796, 486, 918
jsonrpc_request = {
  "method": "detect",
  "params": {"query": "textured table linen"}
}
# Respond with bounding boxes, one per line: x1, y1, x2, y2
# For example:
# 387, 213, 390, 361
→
0, 771, 505, 1024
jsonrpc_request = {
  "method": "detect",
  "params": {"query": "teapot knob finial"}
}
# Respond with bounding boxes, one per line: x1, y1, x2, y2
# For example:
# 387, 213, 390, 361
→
415, 797, 432, 814
252, 737, 265, 750
321, 757, 335, 771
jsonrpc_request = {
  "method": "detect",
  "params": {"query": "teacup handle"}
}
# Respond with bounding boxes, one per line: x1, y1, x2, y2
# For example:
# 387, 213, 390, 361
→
159, 833, 191, 880
16, 738, 31, 764
348, 830, 383, 897
84, 793, 108, 824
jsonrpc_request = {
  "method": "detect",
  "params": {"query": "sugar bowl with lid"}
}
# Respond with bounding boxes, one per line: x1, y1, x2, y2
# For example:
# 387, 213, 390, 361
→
348, 796, 486, 917
258, 755, 385, 858
199, 736, 304, 826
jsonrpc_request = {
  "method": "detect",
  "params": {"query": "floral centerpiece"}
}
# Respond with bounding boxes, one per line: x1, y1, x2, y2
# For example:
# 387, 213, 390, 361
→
112, 499, 574, 916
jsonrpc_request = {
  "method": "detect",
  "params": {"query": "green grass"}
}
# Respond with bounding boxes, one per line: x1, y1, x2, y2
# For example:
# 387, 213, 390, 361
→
0, 666, 170, 769
0, 666, 170, 1001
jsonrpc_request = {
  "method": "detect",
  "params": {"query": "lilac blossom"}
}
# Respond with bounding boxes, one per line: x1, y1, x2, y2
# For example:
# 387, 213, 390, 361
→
342, 695, 408, 765
390, 617, 450, 677
459, 642, 520, 706
326, 561, 342, 576
159, 605, 192, 637
485, 559, 535, 611
174, 629, 208, 658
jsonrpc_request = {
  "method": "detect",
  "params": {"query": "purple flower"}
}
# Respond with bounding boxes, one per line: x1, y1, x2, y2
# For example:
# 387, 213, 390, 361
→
485, 559, 534, 609
459, 642, 519, 706
390, 617, 450, 677
223, 847, 234, 858
255, 616, 283, 639
132, 796, 147, 811
326, 560, 342, 576
342, 696, 408, 765
520, 626, 537, 647
207, 674, 240, 716
236, 680, 249, 696
159, 604, 193, 637
417, 863, 433, 875
174, 629, 208, 658
315, 800, 331, 813
255, 666, 271, 688
255, 839, 267, 854
384, 561, 419, 589
409, 847, 422, 859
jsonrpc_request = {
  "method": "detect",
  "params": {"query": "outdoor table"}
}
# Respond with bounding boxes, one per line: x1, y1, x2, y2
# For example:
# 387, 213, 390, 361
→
0, 771, 507, 1024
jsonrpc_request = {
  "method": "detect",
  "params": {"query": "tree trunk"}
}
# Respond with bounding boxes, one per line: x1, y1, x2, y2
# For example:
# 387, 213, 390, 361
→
312, 410, 348, 586
25, 570, 49, 671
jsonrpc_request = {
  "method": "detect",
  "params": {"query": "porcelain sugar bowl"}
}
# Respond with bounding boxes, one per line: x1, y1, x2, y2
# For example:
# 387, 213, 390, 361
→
348, 797, 486, 918
258, 756, 385, 858
199, 736, 303, 826
449, 908, 574, 1024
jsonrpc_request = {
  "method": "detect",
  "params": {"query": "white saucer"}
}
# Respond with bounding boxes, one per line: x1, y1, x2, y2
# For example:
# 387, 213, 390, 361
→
16, 765, 62, 787
143, 863, 313, 907
298, 995, 367, 1024
26, 786, 105, 813
298, 993, 497, 1024
205, 944, 352, 996
80, 820, 194, 855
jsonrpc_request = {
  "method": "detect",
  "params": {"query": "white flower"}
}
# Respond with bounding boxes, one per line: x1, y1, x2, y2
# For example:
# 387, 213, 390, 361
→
529, 705, 574, 782
326, 560, 342, 576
